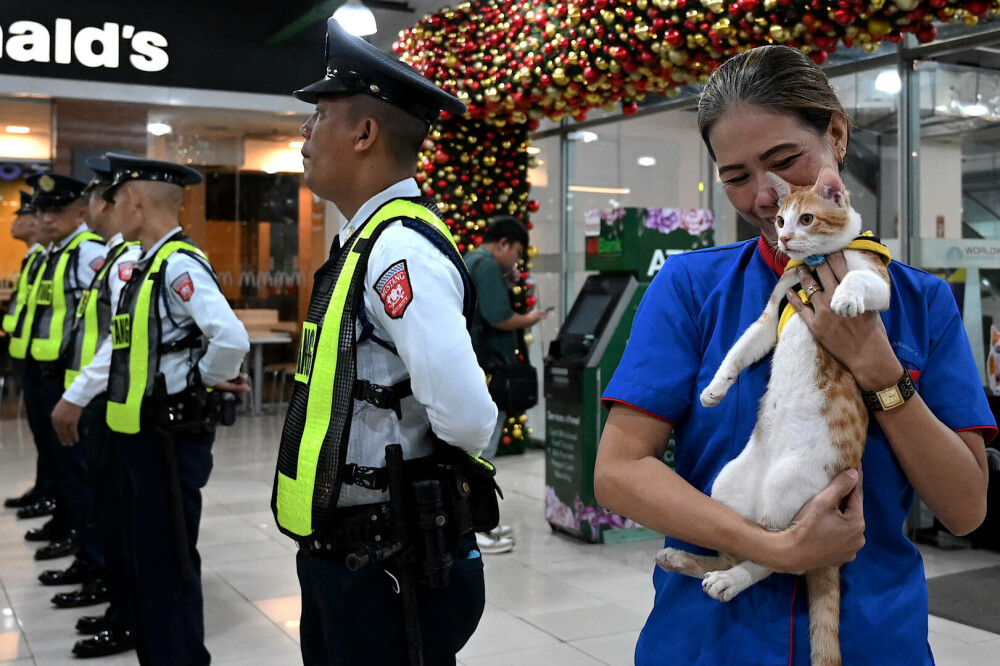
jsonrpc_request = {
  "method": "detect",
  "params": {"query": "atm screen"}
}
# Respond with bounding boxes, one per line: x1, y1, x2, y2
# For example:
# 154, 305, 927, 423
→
561, 293, 613, 337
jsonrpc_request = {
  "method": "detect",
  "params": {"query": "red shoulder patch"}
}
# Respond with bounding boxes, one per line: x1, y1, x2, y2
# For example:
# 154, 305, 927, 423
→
171, 272, 195, 302
376, 260, 413, 319
118, 262, 135, 282
89, 257, 106, 272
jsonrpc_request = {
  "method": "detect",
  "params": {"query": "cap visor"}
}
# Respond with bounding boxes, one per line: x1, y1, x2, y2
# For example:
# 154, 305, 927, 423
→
293, 77, 356, 104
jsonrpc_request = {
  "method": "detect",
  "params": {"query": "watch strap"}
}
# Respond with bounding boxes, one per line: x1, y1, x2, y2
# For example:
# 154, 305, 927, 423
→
861, 370, 917, 412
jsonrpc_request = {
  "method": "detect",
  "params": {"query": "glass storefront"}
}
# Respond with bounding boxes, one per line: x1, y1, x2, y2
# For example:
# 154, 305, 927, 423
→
527, 26, 1000, 405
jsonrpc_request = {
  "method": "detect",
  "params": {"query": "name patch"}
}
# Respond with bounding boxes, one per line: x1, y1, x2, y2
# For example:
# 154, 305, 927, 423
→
111, 314, 131, 349
376, 260, 413, 319
171, 272, 194, 301
89, 257, 106, 272
295, 322, 318, 384
36, 280, 53, 306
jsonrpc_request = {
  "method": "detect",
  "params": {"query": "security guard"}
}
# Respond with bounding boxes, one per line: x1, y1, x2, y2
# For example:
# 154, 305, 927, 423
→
273, 19, 497, 665
21, 173, 106, 562
100, 152, 249, 666
3, 191, 54, 514
48, 156, 143, 657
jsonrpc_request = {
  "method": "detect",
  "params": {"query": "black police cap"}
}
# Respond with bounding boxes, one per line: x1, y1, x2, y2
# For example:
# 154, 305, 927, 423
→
83, 155, 114, 194
25, 173, 88, 210
14, 190, 36, 215
293, 18, 466, 125
103, 153, 204, 203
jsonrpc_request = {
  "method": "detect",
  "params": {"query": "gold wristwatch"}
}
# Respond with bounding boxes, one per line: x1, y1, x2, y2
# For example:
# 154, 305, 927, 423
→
861, 370, 917, 412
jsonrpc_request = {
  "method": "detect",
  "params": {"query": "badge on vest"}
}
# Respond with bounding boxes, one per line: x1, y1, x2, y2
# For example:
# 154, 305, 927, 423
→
171, 272, 195, 301
37, 280, 53, 306
376, 260, 413, 319
119, 262, 135, 282
295, 322, 318, 383
90, 257, 106, 272
111, 314, 131, 350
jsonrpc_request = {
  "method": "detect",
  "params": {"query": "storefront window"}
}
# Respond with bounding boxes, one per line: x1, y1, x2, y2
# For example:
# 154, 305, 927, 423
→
151, 107, 312, 319
0, 97, 51, 293
564, 105, 708, 302
907, 54, 1000, 386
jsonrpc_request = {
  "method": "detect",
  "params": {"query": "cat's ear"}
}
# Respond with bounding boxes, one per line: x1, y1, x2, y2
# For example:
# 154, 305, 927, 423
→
813, 166, 847, 207
765, 172, 791, 204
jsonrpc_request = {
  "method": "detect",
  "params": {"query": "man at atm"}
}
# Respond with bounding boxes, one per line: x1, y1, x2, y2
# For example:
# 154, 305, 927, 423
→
465, 215, 547, 553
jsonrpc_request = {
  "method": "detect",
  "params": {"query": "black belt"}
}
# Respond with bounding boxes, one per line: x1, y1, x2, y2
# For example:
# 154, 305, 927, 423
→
298, 502, 392, 555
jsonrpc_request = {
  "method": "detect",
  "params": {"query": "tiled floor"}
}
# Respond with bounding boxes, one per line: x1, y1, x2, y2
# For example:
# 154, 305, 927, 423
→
0, 412, 998, 665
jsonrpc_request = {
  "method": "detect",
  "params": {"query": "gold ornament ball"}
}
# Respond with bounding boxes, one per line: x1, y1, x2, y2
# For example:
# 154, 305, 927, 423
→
526, 246, 539, 259
523, 331, 534, 346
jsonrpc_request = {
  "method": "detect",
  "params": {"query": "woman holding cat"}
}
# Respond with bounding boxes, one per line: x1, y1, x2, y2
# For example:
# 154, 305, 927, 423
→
594, 45, 995, 665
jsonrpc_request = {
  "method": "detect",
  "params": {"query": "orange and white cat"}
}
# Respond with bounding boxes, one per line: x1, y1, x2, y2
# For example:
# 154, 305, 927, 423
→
656, 166, 891, 666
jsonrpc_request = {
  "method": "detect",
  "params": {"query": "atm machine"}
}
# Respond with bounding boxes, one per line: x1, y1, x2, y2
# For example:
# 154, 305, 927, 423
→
543, 207, 714, 543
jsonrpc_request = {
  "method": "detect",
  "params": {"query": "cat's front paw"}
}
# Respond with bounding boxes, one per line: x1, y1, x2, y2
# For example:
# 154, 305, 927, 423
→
702, 570, 746, 602
830, 287, 866, 317
700, 378, 732, 407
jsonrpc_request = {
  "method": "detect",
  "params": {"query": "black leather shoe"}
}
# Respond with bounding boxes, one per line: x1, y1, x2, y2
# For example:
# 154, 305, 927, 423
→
34, 534, 78, 561
16, 498, 56, 519
76, 614, 111, 635
4, 488, 41, 508
52, 579, 109, 608
39, 559, 90, 586
25, 518, 69, 542
72, 630, 135, 658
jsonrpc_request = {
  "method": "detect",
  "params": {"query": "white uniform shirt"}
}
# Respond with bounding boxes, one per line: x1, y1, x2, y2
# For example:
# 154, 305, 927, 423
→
50, 223, 107, 300
138, 227, 249, 393
62, 234, 143, 407
336, 179, 497, 507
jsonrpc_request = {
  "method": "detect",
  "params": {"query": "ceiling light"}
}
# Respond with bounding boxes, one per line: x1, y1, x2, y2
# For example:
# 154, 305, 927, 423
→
5, 126, 30, 134
637, 156, 656, 167
874, 70, 901, 94
567, 130, 598, 143
333, 0, 377, 37
965, 103, 988, 117
289, 140, 304, 149
568, 185, 631, 194
147, 122, 173, 136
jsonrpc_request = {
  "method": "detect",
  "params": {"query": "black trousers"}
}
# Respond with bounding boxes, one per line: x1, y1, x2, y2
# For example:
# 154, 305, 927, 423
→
28, 363, 99, 552
296, 533, 486, 665
19, 359, 59, 509
92, 399, 131, 634
113, 425, 214, 666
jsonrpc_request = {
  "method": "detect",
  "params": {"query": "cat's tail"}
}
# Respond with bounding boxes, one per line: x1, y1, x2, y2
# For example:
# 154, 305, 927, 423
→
806, 566, 841, 666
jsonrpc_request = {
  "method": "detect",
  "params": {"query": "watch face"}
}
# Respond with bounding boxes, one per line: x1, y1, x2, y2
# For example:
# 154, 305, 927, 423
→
876, 386, 904, 410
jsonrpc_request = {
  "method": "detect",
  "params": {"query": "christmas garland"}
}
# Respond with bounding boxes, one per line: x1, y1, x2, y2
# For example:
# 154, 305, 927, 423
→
395, 0, 999, 448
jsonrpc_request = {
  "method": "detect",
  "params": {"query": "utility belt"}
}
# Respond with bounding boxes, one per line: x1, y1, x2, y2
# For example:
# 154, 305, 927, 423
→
38, 359, 66, 379
151, 372, 237, 436
302, 444, 502, 588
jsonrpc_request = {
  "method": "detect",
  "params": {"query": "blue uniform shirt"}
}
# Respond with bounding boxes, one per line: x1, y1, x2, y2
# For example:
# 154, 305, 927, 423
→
603, 238, 996, 665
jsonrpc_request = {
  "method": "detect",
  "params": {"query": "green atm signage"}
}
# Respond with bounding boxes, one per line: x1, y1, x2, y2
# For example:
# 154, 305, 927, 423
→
585, 207, 715, 277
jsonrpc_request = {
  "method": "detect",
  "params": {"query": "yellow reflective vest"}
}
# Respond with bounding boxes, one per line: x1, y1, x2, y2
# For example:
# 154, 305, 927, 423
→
106, 238, 209, 435
3, 246, 45, 350
272, 198, 473, 540
28, 231, 102, 363
64, 241, 140, 389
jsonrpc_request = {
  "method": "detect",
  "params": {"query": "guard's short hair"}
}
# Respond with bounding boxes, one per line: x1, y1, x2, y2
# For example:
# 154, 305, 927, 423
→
483, 216, 528, 248
346, 94, 427, 165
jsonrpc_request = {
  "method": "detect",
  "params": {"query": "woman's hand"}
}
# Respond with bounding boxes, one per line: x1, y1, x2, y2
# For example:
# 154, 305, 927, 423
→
786, 252, 902, 390
766, 469, 866, 573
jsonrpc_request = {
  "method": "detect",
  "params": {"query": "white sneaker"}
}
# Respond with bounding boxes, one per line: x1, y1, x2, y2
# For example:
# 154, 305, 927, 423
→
486, 525, 514, 542
476, 531, 514, 554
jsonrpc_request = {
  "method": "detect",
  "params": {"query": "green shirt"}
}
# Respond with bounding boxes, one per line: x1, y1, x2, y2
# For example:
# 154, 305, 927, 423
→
465, 247, 516, 368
